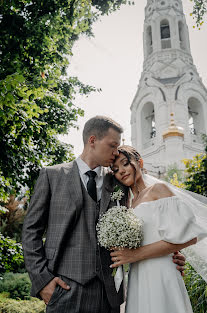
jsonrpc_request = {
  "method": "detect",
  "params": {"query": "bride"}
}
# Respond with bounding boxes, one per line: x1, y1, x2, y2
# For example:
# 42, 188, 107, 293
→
110, 145, 207, 313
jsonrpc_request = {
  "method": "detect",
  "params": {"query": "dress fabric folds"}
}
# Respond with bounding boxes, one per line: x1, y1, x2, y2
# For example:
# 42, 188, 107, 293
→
125, 196, 207, 313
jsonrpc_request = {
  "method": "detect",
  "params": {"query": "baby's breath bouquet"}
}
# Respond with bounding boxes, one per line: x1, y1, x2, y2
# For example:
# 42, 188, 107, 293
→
96, 206, 143, 250
96, 199, 143, 292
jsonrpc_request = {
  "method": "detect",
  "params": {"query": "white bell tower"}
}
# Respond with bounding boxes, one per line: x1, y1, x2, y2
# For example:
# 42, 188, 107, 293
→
131, 0, 207, 175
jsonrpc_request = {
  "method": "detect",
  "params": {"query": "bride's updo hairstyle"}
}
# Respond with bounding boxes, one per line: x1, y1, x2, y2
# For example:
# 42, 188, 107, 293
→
117, 145, 141, 164
113, 145, 146, 179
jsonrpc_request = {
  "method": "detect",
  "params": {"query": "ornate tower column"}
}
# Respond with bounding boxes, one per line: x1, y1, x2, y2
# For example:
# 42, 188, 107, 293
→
131, 0, 207, 175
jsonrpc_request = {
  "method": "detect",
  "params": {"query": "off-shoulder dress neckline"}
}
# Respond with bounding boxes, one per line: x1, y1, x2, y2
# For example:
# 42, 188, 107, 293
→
132, 195, 179, 210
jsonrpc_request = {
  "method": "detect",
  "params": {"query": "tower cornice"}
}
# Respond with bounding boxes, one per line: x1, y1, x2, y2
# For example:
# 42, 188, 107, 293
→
145, 0, 184, 16
143, 49, 194, 72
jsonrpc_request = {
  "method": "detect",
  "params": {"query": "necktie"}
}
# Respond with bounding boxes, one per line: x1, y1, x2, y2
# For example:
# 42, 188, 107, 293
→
86, 170, 97, 202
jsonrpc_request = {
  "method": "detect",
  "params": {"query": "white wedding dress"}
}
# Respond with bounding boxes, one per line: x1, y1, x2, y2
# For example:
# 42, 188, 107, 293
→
125, 196, 207, 313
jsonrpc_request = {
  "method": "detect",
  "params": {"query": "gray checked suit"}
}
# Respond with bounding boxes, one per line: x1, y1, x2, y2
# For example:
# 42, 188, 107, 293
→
22, 160, 128, 312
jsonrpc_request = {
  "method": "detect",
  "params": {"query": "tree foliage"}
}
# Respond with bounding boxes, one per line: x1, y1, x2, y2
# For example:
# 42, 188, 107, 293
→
0, 194, 27, 241
169, 173, 186, 189
0, 233, 24, 276
190, 0, 207, 27
0, 0, 130, 201
182, 135, 207, 196
184, 263, 207, 313
91, 0, 134, 15
164, 163, 184, 183
163, 137, 207, 196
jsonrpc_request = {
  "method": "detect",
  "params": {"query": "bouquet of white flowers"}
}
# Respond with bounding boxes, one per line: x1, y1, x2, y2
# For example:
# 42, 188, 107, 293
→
96, 204, 143, 292
96, 206, 143, 250
96, 185, 144, 292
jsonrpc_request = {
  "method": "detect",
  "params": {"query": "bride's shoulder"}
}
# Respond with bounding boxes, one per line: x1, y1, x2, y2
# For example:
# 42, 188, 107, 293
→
151, 182, 174, 200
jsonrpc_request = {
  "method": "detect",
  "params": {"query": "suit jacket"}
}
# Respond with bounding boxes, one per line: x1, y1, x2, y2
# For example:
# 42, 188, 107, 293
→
22, 160, 128, 307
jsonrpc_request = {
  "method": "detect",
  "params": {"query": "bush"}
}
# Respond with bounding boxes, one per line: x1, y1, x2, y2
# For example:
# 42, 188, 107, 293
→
0, 292, 10, 300
0, 233, 24, 276
0, 297, 46, 313
0, 273, 31, 300
184, 263, 207, 313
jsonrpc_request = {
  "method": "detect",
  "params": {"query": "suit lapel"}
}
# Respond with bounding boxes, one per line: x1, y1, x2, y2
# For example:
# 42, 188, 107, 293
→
100, 171, 114, 215
64, 161, 83, 210
100, 172, 129, 215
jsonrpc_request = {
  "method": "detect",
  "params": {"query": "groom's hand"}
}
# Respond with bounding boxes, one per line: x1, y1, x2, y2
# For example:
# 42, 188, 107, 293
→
172, 251, 186, 276
40, 277, 70, 305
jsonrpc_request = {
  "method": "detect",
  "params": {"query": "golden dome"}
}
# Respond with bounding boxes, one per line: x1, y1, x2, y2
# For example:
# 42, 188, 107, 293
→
163, 113, 184, 139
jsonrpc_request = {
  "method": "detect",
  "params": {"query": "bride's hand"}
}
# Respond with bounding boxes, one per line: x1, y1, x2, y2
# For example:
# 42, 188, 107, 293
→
110, 247, 138, 268
110, 248, 186, 274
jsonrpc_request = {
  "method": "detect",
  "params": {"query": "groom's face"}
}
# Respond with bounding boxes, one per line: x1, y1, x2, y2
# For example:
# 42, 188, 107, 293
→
93, 128, 121, 167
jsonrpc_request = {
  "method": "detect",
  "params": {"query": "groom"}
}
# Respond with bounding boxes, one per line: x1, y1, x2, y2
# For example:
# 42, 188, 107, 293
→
22, 115, 185, 313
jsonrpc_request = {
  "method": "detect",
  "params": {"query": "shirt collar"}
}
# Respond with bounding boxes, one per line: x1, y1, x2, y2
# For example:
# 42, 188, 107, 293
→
76, 156, 103, 178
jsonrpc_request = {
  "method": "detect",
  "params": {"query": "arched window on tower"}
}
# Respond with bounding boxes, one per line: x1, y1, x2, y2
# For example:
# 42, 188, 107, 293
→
178, 21, 186, 50
141, 102, 156, 149
160, 19, 171, 49
188, 109, 196, 135
188, 97, 205, 143
146, 25, 153, 56
150, 110, 156, 138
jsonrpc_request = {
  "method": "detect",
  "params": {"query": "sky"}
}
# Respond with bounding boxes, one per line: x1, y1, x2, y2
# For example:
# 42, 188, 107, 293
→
59, 0, 207, 157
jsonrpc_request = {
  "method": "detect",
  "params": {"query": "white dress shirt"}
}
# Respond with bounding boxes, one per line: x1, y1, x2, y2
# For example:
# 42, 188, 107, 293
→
76, 156, 104, 201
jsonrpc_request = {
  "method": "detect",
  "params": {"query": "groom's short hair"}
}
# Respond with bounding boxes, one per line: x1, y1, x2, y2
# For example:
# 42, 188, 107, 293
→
83, 116, 123, 144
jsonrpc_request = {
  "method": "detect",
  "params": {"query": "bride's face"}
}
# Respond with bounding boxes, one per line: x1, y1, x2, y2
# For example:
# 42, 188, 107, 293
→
112, 153, 141, 187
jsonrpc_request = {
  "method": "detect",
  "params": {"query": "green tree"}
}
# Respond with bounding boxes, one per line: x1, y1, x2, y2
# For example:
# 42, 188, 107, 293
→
182, 135, 207, 196
164, 163, 185, 183
190, 0, 207, 27
0, 0, 130, 201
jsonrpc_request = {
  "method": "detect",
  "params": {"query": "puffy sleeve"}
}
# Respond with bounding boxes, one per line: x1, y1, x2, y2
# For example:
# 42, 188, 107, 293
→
156, 196, 207, 244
